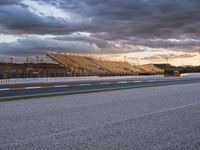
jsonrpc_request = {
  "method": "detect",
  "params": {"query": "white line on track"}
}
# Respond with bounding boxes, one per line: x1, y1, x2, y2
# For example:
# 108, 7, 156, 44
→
0, 88, 10, 91
146, 80, 156, 82
54, 85, 69, 88
99, 82, 111, 85
79, 84, 92, 86
25, 87, 42, 90
133, 81, 142, 83
118, 81, 128, 84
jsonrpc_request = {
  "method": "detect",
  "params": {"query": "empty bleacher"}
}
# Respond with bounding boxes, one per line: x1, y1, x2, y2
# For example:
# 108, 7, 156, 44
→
47, 52, 163, 76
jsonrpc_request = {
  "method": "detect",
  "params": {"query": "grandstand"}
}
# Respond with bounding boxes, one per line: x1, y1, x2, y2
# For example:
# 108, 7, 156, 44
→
142, 64, 164, 73
47, 52, 163, 76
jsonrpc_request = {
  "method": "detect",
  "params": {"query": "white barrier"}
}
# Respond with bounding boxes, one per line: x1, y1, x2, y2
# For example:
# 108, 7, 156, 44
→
0, 75, 163, 85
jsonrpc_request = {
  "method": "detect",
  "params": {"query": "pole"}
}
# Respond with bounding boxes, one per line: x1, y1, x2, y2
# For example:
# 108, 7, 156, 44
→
10, 57, 13, 64
9, 58, 13, 78
165, 57, 168, 68
26, 57, 29, 78
36, 56, 39, 63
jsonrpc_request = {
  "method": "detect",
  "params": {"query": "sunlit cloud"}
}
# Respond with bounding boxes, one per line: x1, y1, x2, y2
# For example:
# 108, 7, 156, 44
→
0, 0, 200, 65
22, 0, 68, 19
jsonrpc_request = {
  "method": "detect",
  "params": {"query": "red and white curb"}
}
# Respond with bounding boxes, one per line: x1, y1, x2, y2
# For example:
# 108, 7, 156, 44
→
0, 80, 144, 91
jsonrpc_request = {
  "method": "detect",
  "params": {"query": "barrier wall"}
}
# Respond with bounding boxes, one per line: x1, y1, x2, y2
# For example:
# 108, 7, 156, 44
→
0, 76, 164, 85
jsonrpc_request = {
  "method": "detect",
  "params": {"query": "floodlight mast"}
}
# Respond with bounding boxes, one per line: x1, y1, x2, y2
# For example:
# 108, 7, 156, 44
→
10, 57, 13, 64
124, 56, 126, 62
165, 57, 168, 68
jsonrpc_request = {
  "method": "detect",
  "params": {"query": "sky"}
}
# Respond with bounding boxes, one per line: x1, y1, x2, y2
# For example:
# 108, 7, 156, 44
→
0, 0, 200, 66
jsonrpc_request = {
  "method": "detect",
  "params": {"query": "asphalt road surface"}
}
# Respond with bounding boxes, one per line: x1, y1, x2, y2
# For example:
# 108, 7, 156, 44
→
0, 82, 200, 149
1, 76, 200, 100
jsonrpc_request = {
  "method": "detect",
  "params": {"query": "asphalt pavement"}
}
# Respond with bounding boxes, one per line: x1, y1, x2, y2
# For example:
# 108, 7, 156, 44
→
0, 82, 200, 149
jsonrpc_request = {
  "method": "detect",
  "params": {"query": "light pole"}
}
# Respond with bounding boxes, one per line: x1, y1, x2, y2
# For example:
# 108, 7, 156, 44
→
26, 57, 29, 78
26, 57, 29, 64
165, 57, 168, 68
36, 56, 39, 63
10, 57, 14, 64
9, 57, 14, 78
124, 56, 126, 62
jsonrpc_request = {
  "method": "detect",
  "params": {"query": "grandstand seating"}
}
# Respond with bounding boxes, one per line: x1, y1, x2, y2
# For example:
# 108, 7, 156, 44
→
141, 64, 163, 73
47, 52, 163, 76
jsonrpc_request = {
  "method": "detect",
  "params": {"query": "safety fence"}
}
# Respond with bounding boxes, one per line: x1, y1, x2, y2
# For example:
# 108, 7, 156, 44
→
0, 75, 163, 85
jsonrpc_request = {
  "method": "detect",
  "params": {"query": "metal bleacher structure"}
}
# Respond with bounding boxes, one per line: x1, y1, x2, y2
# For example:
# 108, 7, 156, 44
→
47, 52, 163, 76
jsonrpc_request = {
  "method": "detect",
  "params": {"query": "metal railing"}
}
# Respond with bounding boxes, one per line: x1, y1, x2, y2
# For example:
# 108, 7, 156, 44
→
0, 75, 164, 85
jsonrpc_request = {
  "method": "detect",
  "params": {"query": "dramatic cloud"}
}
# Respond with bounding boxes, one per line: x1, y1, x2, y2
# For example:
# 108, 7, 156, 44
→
0, 37, 94, 56
142, 53, 197, 61
0, 0, 21, 5
1, 0, 200, 38
0, 3, 92, 35
0, 0, 200, 65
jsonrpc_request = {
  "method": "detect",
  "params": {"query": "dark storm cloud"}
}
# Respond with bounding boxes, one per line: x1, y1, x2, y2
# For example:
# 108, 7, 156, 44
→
53, 35, 114, 49
142, 53, 196, 61
121, 38, 200, 50
0, 0, 200, 56
0, 1, 93, 35
0, 0, 200, 38
53, 35, 200, 53
54, 0, 200, 39
0, 37, 94, 56
0, 0, 21, 5
0, 35, 136, 56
